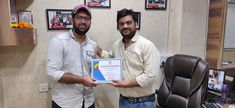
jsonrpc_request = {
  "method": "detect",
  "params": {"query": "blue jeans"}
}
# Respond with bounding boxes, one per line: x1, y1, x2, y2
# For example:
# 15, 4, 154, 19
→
119, 94, 156, 108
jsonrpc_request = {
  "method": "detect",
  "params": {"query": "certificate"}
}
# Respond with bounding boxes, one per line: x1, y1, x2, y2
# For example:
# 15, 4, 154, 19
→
91, 58, 122, 83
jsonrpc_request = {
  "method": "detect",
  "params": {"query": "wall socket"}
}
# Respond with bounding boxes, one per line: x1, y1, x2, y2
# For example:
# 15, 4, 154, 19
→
39, 83, 48, 93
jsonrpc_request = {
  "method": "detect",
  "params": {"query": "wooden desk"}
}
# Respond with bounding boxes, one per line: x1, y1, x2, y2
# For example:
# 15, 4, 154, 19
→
204, 64, 235, 108
222, 63, 235, 70
222, 63, 235, 82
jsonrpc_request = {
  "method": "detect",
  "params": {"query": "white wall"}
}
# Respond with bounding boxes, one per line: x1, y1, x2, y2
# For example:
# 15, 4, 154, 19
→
87, 0, 169, 52
167, 0, 209, 59
23, 0, 169, 52
224, 4, 235, 49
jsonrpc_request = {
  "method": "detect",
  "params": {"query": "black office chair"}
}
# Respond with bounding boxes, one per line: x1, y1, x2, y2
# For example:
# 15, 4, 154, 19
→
157, 54, 209, 108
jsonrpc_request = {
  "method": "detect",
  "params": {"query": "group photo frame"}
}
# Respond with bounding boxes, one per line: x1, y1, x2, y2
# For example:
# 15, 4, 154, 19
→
145, 0, 167, 10
46, 9, 73, 30
18, 10, 33, 24
85, 0, 111, 8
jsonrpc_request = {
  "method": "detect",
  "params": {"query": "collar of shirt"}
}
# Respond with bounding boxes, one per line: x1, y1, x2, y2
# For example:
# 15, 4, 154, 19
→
121, 33, 140, 48
69, 29, 88, 45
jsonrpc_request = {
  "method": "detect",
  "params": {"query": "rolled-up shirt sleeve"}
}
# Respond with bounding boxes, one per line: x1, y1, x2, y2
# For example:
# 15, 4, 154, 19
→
47, 37, 65, 81
136, 43, 160, 88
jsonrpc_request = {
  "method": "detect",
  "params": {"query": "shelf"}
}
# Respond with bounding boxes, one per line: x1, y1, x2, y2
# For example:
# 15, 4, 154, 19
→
0, 23, 37, 46
0, 0, 37, 46
15, 28, 37, 46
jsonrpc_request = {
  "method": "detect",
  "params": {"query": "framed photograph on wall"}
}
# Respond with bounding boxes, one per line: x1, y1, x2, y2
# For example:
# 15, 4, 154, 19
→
145, 0, 167, 10
46, 9, 73, 30
117, 11, 141, 30
85, 0, 111, 8
18, 10, 33, 24
11, 13, 18, 24
135, 12, 141, 30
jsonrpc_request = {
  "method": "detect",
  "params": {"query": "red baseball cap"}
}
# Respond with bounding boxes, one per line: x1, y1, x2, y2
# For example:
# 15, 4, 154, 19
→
72, 4, 91, 18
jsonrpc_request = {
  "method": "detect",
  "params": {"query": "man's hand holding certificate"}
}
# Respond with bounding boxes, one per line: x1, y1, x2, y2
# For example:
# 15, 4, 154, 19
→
91, 59, 122, 83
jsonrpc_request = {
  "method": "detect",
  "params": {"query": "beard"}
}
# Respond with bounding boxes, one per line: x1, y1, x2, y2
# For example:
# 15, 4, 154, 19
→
120, 28, 136, 39
73, 24, 90, 36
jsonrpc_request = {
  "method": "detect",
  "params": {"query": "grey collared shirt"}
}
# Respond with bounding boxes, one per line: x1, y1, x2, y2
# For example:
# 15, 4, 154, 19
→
47, 30, 97, 108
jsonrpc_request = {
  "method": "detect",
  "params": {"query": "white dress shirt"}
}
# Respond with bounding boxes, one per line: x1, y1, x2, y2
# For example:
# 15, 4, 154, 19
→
47, 30, 97, 108
102, 34, 162, 97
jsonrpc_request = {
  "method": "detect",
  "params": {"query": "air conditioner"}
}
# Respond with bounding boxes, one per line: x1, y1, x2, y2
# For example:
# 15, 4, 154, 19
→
228, 0, 235, 4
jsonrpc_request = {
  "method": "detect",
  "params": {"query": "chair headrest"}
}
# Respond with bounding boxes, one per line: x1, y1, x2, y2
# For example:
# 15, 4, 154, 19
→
173, 54, 201, 78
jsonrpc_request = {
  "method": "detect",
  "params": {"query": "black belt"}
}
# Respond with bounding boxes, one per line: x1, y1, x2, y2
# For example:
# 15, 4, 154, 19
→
120, 93, 155, 103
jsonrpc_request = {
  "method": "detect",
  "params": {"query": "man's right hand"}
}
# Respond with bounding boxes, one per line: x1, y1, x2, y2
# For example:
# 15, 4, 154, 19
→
96, 46, 103, 57
58, 73, 98, 87
82, 77, 98, 87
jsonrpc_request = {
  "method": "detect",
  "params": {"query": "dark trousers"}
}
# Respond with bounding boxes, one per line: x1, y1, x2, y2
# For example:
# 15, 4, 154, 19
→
52, 100, 95, 108
52, 101, 61, 108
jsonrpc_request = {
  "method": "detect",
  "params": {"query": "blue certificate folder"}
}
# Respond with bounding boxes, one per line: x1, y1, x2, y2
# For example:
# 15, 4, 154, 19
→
91, 58, 122, 83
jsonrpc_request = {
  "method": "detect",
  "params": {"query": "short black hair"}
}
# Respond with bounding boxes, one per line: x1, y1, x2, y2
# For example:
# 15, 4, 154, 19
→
116, 8, 137, 23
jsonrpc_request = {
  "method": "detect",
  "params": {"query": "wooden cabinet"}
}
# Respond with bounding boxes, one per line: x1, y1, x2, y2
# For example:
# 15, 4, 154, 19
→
0, 0, 37, 46
206, 0, 227, 68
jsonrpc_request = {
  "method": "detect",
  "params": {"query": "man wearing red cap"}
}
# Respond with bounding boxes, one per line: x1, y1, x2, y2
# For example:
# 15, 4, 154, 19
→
47, 4, 100, 108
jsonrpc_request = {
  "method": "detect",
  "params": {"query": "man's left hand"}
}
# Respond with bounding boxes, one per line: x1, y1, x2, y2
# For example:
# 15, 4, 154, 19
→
109, 79, 139, 88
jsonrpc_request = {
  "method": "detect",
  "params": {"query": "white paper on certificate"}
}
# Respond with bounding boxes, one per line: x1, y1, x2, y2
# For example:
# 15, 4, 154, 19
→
91, 58, 122, 83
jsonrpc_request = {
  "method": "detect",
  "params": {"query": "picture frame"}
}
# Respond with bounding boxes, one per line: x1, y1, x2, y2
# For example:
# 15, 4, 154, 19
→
135, 12, 141, 30
117, 12, 141, 30
85, 0, 111, 8
11, 13, 18, 24
18, 10, 33, 24
46, 9, 73, 30
145, 0, 167, 10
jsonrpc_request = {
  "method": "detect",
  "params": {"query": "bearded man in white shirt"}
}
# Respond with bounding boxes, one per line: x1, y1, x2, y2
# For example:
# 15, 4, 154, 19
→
47, 4, 101, 108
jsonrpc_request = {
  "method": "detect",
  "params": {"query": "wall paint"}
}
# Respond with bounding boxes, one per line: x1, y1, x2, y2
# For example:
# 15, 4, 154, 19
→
224, 5, 235, 49
167, 0, 208, 59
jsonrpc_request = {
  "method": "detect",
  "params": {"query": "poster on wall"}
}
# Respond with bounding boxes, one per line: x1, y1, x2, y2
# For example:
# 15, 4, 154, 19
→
46, 9, 73, 30
145, 0, 167, 10
85, 0, 111, 8
135, 12, 141, 30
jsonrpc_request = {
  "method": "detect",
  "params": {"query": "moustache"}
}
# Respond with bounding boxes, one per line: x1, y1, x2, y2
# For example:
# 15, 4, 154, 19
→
79, 24, 87, 28
121, 28, 130, 32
